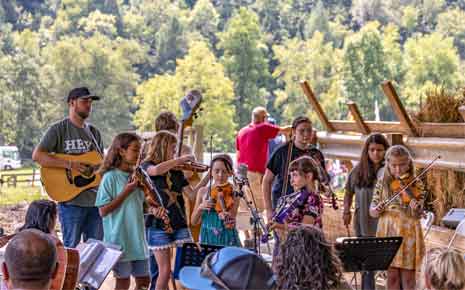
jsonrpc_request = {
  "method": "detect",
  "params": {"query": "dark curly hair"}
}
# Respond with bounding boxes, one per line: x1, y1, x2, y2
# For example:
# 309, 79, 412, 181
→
276, 225, 343, 290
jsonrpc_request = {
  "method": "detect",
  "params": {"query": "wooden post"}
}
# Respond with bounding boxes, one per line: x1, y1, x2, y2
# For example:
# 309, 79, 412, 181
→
387, 133, 404, 146
300, 80, 335, 132
346, 101, 370, 135
381, 81, 418, 136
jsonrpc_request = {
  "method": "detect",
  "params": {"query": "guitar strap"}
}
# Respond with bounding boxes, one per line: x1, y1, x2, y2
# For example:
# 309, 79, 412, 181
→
84, 123, 104, 157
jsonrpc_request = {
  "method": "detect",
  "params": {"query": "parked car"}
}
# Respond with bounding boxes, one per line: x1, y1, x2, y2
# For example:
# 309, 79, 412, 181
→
0, 146, 22, 170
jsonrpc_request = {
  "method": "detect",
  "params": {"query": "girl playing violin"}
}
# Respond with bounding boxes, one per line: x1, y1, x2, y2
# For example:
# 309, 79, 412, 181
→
95, 133, 150, 290
370, 145, 426, 290
191, 154, 241, 247
270, 155, 324, 238
141, 130, 195, 290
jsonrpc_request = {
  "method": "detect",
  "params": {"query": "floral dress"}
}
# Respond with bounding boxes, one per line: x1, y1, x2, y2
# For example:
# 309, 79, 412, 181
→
199, 182, 241, 247
283, 189, 324, 228
371, 171, 426, 270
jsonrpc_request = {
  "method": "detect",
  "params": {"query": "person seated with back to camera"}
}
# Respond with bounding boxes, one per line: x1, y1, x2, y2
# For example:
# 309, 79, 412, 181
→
420, 247, 465, 290
275, 225, 351, 290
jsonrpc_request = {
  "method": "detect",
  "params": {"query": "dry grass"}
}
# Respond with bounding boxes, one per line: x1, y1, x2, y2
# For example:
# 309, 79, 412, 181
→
410, 86, 465, 221
413, 86, 465, 123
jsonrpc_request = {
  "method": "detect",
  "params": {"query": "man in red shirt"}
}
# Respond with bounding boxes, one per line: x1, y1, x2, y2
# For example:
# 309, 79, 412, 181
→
236, 107, 291, 217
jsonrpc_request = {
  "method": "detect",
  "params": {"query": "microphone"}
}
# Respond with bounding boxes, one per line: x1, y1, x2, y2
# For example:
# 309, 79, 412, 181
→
234, 163, 249, 186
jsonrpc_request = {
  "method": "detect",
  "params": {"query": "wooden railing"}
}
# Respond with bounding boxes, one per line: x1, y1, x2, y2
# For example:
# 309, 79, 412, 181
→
0, 169, 41, 187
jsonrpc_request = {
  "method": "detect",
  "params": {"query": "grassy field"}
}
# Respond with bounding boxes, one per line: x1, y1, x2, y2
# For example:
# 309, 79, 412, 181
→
0, 185, 43, 205
0, 167, 43, 204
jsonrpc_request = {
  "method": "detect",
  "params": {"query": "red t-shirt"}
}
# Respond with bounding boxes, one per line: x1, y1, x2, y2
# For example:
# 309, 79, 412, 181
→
236, 122, 280, 173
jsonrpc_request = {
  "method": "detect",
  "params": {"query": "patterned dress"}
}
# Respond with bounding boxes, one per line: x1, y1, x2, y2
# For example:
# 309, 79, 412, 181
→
200, 209, 241, 247
371, 170, 426, 270
199, 182, 241, 247
283, 189, 324, 228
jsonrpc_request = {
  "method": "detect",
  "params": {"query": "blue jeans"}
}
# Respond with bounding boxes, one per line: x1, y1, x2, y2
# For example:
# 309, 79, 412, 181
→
58, 203, 103, 248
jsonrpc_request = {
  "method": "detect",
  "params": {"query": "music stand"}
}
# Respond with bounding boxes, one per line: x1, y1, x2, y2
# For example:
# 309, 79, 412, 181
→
335, 236, 403, 290
173, 243, 224, 279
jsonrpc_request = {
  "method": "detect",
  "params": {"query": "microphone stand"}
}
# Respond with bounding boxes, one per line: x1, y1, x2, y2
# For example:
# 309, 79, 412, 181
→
234, 179, 267, 255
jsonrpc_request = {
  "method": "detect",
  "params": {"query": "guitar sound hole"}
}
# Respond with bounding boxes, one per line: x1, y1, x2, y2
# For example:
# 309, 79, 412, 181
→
74, 175, 96, 187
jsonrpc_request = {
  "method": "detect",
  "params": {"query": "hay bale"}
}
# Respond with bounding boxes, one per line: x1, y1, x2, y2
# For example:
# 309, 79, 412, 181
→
414, 87, 465, 123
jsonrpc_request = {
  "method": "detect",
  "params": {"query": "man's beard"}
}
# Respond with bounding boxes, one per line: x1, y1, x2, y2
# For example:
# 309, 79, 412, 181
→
77, 110, 89, 119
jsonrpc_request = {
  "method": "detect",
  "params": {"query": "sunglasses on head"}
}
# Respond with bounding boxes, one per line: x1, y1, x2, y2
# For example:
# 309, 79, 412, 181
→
200, 252, 231, 290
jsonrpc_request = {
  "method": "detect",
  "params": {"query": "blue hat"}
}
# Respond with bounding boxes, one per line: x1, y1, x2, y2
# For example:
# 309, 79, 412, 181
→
179, 247, 275, 290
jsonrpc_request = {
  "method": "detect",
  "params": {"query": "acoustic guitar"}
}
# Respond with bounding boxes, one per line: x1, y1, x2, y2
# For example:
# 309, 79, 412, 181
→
40, 151, 103, 202
0, 234, 79, 290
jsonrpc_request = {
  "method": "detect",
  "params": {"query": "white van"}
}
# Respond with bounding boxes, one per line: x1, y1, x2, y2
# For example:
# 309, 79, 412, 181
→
0, 146, 22, 170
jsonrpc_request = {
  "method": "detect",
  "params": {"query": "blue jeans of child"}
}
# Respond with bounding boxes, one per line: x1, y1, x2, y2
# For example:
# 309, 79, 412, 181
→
58, 203, 103, 247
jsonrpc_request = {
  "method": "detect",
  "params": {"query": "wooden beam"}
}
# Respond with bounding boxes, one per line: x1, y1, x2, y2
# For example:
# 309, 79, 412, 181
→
327, 120, 465, 138
300, 80, 335, 132
458, 105, 465, 121
381, 81, 418, 136
346, 101, 370, 135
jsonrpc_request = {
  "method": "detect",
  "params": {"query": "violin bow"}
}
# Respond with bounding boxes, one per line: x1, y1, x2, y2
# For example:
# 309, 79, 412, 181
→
281, 134, 293, 196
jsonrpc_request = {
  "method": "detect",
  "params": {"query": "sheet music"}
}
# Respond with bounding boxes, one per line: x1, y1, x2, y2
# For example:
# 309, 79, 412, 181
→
76, 239, 122, 289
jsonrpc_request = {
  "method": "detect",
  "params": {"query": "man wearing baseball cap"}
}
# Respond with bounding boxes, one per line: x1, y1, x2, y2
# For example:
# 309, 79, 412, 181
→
32, 87, 104, 248
179, 247, 276, 290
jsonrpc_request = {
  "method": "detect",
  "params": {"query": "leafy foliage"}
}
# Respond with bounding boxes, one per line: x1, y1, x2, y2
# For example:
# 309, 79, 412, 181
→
0, 0, 464, 155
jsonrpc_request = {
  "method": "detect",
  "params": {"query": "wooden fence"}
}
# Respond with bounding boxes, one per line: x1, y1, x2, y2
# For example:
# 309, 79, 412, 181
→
0, 169, 41, 187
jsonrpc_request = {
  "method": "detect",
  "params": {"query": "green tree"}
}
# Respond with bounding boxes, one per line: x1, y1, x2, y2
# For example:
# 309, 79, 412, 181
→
342, 22, 393, 121
188, 0, 219, 45
403, 32, 462, 105
253, 0, 289, 43
134, 41, 237, 151
436, 8, 465, 58
273, 32, 343, 124
305, 1, 330, 41
0, 30, 51, 156
42, 33, 143, 145
121, 0, 188, 76
219, 8, 270, 127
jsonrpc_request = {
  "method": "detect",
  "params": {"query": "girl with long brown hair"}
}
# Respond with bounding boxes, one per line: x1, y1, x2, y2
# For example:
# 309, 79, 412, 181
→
343, 133, 389, 289
95, 132, 150, 290
141, 130, 195, 290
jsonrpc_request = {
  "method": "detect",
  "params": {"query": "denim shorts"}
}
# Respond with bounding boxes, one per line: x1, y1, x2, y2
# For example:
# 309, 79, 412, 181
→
113, 259, 149, 279
146, 227, 192, 250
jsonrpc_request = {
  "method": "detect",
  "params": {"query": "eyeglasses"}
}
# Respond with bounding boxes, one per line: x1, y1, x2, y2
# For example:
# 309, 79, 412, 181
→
200, 252, 231, 290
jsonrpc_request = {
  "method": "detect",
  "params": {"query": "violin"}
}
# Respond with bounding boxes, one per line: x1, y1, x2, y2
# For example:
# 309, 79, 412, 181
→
377, 155, 440, 211
390, 174, 422, 206
261, 188, 310, 243
209, 183, 236, 229
133, 166, 174, 234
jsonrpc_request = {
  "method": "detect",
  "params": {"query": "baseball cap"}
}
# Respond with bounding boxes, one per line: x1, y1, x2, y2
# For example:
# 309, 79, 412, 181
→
179, 247, 275, 290
66, 87, 101, 102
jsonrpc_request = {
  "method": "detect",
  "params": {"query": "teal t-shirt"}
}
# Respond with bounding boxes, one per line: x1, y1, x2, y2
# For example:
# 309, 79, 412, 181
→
95, 169, 148, 262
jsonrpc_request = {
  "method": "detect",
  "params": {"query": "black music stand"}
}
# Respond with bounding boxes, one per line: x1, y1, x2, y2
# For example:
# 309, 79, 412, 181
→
335, 236, 403, 290
173, 243, 223, 279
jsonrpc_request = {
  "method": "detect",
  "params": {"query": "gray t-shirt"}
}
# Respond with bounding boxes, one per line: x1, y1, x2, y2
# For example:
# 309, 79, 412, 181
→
38, 118, 104, 207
